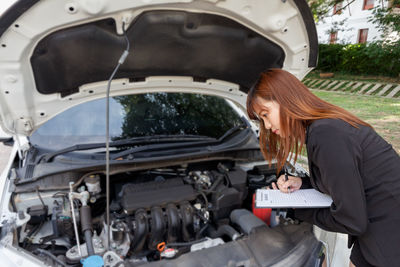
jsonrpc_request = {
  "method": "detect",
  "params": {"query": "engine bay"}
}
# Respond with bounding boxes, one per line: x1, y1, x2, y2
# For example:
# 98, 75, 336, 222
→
6, 160, 319, 266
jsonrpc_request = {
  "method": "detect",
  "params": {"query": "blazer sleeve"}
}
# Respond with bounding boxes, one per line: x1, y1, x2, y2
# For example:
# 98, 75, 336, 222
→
294, 124, 368, 236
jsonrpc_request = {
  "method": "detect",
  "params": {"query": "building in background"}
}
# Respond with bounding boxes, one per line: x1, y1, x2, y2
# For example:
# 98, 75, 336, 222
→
317, 0, 386, 44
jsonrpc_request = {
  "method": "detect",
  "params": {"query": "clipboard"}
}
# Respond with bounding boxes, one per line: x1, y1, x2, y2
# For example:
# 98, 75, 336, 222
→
255, 189, 333, 208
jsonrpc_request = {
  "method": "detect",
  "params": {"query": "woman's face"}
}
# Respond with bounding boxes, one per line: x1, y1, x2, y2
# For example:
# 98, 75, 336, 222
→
253, 98, 282, 136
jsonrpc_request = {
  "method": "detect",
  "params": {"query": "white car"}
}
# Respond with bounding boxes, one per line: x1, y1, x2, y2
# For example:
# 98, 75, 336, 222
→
0, 1, 348, 266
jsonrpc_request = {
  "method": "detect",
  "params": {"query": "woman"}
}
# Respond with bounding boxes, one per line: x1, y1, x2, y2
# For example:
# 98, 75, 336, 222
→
247, 69, 400, 267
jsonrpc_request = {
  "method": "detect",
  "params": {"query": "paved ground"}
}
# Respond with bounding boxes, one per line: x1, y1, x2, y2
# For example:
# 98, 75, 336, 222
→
0, 143, 12, 173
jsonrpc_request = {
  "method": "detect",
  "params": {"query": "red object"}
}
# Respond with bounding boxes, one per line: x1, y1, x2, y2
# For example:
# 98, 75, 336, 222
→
358, 29, 369, 44
329, 32, 337, 44
252, 193, 272, 225
363, 0, 374, 10
157, 242, 166, 252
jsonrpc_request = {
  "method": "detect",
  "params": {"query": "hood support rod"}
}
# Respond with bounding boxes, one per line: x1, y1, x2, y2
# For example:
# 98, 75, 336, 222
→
105, 21, 130, 251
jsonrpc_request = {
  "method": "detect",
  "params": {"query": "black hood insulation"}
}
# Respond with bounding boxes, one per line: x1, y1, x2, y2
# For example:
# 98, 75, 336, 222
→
30, 10, 285, 97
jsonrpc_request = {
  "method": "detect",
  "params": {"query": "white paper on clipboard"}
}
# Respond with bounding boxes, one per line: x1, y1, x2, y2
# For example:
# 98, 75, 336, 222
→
255, 189, 333, 208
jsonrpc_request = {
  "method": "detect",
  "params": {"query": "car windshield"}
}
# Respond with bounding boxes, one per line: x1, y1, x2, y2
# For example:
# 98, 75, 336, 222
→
30, 92, 244, 150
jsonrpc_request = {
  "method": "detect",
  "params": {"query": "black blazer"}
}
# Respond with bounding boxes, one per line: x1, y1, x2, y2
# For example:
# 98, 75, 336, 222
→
294, 119, 400, 267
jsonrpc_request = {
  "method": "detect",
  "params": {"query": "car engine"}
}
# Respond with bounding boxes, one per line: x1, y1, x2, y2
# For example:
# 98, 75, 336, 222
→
8, 161, 314, 266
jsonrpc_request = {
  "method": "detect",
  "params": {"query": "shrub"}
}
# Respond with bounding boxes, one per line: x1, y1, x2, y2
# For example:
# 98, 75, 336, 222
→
317, 44, 345, 72
316, 42, 400, 77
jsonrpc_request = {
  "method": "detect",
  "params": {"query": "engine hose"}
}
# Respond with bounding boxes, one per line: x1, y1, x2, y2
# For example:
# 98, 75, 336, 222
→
197, 191, 209, 209
167, 238, 207, 247
22, 221, 43, 248
36, 248, 68, 267
207, 225, 240, 241
195, 223, 209, 239
207, 176, 224, 193
83, 230, 95, 255
80, 205, 94, 256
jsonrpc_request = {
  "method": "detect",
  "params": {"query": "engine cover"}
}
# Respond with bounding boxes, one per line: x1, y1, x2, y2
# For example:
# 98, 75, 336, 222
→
120, 178, 198, 214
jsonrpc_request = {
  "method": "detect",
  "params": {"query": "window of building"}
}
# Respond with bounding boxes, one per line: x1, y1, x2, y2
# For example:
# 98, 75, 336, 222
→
358, 29, 368, 43
329, 32, 338, 44
362, 0, 374, 10
333, 2, 343, 15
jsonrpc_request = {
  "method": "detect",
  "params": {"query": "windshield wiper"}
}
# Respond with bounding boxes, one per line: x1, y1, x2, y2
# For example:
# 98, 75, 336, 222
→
36, 119, 249, 163
109, 124, 248, 160
113, 134, 215, 145
110, 139, 217, 160
36, 135, 215, 163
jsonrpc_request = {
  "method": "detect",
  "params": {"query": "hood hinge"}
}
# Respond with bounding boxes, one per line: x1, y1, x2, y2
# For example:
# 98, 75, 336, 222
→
16, 118, 33, 134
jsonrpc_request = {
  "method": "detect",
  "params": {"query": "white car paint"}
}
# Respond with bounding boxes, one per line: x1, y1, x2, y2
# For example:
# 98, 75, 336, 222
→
0, 0, 313, 136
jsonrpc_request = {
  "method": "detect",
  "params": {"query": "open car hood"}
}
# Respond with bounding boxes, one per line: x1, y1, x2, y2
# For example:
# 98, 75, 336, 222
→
0, 0, 317, 136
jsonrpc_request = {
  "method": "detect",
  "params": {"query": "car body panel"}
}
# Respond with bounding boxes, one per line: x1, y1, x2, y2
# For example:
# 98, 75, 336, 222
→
0, 0, 317, 136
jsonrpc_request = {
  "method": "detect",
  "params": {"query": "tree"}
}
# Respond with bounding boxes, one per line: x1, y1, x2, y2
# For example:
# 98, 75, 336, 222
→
309, 0, 400, 44
308, 0, 356, 22
370, 0, 400, 43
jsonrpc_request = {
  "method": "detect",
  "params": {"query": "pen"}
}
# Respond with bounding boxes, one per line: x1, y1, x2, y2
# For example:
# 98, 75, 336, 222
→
284, 165, 291, 194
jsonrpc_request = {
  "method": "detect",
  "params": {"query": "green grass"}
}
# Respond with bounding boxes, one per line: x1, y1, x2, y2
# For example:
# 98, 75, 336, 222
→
312, 90, 400, 153
313, 91, 400, 118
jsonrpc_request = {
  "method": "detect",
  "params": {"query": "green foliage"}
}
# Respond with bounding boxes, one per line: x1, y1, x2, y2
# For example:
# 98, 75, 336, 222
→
309, 0, 399, 44
317, 44, 344, 71
316, 43, 400, 77
340, 44, 369, 74
308, 0, 336, 22
370, 0, 400, 43
308, 0, 354, 22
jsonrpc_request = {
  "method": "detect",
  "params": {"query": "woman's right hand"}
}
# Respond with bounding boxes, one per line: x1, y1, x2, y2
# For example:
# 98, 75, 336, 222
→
269, 175, 302, 193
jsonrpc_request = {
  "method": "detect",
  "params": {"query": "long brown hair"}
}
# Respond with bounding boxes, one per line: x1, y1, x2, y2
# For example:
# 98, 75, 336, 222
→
247, 69, 371, 173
